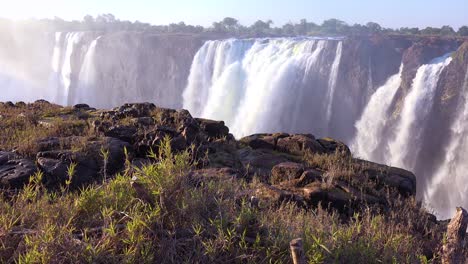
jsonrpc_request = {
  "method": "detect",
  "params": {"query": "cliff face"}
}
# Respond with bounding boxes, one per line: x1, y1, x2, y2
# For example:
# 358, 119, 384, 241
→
414, 41, 468, 202
331, 35, 411, 140
66, 32, 207, 109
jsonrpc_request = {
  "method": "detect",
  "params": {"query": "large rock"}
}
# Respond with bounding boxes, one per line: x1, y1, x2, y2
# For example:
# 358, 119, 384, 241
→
196, 118, 229, 139
357, 159, 417, 196
238, 148, 292, 179
0, 152, 37, 188
277, 134, 325, 155
114, 103, 156, 118
36, 137, 131, 187
104, 125, 137, 143
240, 133, 287, 150
271, 162, 304, 184
317, 138, 351, 155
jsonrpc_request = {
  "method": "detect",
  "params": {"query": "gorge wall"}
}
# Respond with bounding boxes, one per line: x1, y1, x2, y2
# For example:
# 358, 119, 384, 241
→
0, 29, 467, 218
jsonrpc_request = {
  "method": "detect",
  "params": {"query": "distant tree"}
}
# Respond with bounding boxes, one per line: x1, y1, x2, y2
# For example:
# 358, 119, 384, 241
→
440, 25, 455, 36
96, 13, 116, 24
350, 23, 370, 35
399, 27, 420, 35
421, 27, 441, 35
282, 23, 295, 35
250, 20, 273, 35
83, 15, 94, 24
295, 19, 308, 35
366, 22, 382, 33
222, 17, 239, 28
321, 19, 348, 34
458, 26, 468, 36
212, 22, 226, 33
293, 19, 318, 35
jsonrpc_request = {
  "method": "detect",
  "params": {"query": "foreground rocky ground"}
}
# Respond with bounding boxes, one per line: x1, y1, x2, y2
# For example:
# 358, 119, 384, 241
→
0, 100, 466, 263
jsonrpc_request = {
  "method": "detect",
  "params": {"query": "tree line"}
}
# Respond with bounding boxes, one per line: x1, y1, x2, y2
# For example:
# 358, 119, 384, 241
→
3, 14, 468, 37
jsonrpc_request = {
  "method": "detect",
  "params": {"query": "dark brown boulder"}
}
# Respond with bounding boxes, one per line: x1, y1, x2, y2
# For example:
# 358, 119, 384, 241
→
104, 125, 137, 143
271, 162, 304, 184
295, 169, 323, 187
114, 102, 156, 118
303, 183, 352, 212
240, 133, 290, 150
238, 148, 291, 178
277, 134, 325, 155
317, 137, 351, 155
36, 137, 131, 188
196, 118, 229, 139
0, 157, 37, 188
357, 159, 417, 196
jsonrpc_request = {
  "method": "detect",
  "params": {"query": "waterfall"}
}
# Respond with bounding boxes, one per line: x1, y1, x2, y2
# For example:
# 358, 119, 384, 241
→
324, 41, 343, 132
424, 68, 468, 218
387, 54, 452, 170
352, 64, 403, 162
182, 37, 344, 138
74, 36, 101, 106
182, 40, 254, 118
48, 32, 65, 102
48, 32, 85, 105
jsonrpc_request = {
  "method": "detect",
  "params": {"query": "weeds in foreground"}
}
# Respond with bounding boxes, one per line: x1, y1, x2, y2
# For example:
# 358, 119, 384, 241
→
0, 138, 443, 263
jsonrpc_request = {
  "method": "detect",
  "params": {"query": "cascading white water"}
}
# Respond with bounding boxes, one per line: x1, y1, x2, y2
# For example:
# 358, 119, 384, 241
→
387, 54, 452, 170
324, 41, 343, 132
74, 37, 101, 106
182, 37, 343, 138
352, 64, 404, 162
424, 68, 468, 218
57, 32, 83, 105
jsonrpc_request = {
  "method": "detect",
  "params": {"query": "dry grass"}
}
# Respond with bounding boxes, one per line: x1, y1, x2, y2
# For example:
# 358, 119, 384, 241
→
0, 103, 95, 156
0, 139, 449, 263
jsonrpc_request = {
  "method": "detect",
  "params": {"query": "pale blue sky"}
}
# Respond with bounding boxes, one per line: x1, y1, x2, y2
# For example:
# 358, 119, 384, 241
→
0, 0, 467, 29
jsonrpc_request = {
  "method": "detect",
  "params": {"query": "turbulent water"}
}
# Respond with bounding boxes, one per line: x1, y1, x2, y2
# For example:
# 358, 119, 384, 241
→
74, 37, 101, 106
49, 32, 85, 105
353, 54, 454, 217
352, 64, 404, 163
387, 55, 452, 169
424, 68, 468, 217
183, 37, 344, 138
